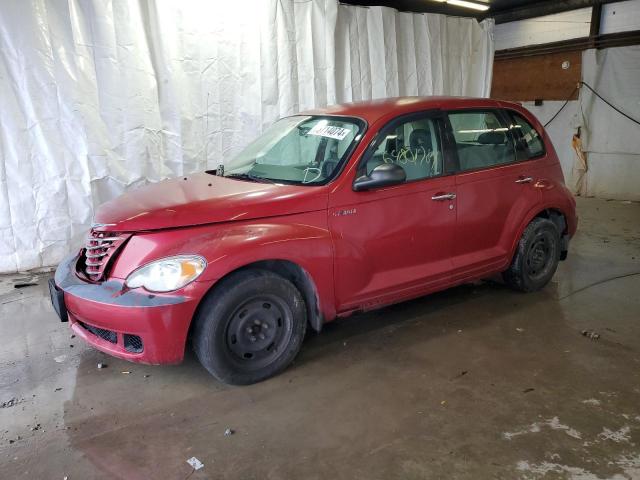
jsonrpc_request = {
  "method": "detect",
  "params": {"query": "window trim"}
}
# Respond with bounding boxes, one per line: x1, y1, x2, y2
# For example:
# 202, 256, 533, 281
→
353, 109, 454, 191
503, 109, 547, 161
317, 114, 369, 185
445, 108, 524, 174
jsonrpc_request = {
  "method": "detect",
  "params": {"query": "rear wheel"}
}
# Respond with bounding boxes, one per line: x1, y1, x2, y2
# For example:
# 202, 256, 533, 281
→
193, 269, 307, 385
503, 217, 561, 292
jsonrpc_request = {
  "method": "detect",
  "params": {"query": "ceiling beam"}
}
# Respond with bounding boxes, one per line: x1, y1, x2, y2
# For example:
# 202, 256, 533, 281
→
589, 1, 602, 39
494, 29, 640, 59
491, 0, 617, 24
338, 1, 479, 18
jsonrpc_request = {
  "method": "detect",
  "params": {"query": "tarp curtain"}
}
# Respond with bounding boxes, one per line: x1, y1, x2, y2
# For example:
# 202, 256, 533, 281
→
522, 45, 640, 201
0, 0, 494, 273
578, 46, 640, 200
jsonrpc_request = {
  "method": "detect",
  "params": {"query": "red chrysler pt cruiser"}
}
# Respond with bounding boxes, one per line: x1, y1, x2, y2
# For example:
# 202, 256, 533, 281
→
50, 97, 577, 385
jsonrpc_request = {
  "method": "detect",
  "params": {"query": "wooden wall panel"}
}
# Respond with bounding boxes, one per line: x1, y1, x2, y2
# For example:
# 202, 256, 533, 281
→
491, 51, 582, 101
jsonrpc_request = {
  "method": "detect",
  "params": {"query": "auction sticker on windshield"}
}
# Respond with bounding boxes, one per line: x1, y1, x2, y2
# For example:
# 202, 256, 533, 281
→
307, 124, 351, 140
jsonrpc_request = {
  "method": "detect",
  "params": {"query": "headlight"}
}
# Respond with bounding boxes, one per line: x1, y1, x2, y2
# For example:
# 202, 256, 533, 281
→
125, 255, 206, 292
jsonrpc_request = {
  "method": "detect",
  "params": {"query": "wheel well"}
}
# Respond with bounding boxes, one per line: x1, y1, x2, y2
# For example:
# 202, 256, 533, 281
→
533, 208, 569, 259
534, 208, 567, 235
205, 260, 324, 333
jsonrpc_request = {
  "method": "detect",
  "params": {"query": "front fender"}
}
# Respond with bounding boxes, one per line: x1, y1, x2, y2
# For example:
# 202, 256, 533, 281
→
110, 211, 335, 320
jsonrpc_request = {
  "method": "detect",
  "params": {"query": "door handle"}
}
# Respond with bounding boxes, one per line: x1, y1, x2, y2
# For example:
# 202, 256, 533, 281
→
431, 193, 456, 201
515, 176, 534, 184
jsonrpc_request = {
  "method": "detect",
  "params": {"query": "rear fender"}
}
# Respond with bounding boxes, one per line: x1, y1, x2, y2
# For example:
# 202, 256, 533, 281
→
508, 202, 575, 265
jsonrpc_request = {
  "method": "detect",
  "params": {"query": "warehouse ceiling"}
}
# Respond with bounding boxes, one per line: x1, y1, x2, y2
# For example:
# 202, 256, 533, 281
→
340, 0, 614, 23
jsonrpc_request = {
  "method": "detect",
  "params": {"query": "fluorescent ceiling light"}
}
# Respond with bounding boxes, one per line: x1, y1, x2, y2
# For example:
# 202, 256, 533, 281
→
446, 0, 490, 11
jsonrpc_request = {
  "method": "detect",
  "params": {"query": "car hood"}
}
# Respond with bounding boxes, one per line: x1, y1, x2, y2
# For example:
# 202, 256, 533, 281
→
95, 173, 328, 231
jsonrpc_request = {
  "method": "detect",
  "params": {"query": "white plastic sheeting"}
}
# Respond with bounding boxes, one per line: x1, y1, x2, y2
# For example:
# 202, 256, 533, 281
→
0, 0, 494, 273
579, 46, 640, 200
523, 45, 640, 201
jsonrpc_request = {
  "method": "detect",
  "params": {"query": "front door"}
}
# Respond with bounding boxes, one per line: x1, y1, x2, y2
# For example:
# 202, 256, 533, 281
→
329, 112, 457, 312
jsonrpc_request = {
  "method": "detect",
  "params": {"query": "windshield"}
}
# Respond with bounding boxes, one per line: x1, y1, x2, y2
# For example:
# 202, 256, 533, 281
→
224, 115, 364, 185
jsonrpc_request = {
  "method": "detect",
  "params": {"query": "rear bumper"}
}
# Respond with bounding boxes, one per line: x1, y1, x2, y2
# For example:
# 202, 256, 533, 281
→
52, 253, 211, 364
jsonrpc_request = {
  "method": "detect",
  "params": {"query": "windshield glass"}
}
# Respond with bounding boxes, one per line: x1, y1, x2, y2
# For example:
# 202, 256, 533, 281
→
224, 115, 364, 185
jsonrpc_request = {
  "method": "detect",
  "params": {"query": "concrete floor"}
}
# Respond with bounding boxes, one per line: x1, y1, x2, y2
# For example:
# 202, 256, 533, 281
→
1, 197, 639, 479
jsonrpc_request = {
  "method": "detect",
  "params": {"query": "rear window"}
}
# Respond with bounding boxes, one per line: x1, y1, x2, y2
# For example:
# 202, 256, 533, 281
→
448, 111, 516, 172
508, 112, 545, 159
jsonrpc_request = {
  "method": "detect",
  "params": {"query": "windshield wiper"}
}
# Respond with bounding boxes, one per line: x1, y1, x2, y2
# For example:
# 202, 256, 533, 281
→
225, 173, 276, 184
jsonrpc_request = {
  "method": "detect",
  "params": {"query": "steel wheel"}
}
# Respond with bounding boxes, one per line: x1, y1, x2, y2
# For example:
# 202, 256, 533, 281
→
503, 217, 561, 292
225, 295, 293, 368
192, 269, 307, 385
525, 232, 555, 281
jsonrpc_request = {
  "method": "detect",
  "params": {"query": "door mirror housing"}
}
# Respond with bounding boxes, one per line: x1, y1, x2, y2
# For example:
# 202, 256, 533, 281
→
353, 163, 406, 191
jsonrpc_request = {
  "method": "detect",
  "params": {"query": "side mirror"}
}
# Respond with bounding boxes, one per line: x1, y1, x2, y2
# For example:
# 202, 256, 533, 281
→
353, 163, 406, 191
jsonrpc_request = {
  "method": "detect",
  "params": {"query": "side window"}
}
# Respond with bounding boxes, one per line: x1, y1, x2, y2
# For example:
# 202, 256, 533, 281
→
363, 117, 443, 182
448, 111, 517, 172
508, 112, 545, 159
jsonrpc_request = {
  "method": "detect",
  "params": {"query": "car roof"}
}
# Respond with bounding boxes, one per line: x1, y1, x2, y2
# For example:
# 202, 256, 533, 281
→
301, 96, 522, 125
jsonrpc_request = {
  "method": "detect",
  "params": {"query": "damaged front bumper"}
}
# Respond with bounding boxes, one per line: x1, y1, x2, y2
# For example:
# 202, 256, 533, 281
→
49, 253, 211, 364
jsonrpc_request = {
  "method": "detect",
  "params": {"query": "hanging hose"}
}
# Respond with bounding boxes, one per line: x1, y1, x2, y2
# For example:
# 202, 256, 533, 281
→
544, 81, 640, 128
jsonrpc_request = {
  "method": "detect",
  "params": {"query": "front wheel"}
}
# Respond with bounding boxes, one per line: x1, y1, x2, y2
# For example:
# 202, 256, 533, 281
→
192, 269, 307, 385
503, 217, 561, 292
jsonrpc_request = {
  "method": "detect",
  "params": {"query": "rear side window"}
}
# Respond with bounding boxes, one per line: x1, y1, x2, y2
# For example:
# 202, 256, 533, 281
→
508, 112, 545, 159
448, 111, 516, 172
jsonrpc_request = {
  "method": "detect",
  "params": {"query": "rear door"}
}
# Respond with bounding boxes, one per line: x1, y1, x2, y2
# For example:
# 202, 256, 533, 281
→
445, 109, 543, 280
329, 111, 457, 311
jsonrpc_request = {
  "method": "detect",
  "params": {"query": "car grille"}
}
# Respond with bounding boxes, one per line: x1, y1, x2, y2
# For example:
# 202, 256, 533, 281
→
82, 230, 130, 282
78, 321, 117, 344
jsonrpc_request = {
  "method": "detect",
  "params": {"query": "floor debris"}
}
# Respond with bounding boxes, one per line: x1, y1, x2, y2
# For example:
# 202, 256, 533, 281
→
186, 457, 204, 470
97, 363, 106, 369
0, 397, 19, 409
224, 428, 234, 436
13, 283, 37, 289
581, 330, 600, 340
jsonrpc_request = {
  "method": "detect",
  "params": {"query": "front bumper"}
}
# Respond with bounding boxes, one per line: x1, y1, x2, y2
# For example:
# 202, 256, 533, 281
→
51, 253, 211, 364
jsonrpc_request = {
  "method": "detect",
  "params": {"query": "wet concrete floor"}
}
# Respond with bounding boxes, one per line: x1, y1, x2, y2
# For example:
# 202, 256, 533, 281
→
1, 197, 639, 479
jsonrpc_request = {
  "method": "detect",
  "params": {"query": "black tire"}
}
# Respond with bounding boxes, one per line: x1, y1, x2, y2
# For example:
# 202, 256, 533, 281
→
503, 217, 561, 292
192, 269, 307, 385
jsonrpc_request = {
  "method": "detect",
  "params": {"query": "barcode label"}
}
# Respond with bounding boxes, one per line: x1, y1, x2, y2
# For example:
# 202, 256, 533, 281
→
308, 124, 351, 140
